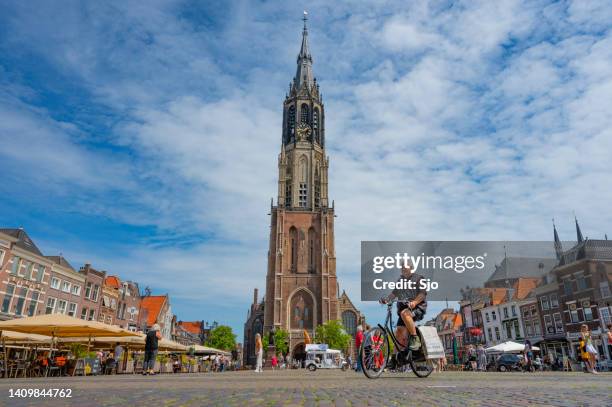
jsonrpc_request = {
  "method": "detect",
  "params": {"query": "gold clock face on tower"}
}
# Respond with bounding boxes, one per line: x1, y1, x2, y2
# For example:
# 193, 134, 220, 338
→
296, 123, 311, 140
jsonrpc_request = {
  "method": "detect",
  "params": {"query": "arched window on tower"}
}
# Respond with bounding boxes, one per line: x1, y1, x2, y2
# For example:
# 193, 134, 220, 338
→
308, 227, 316, 273
289, 227, 298, 272
288, 105, 296, 140
300, 104, 309, 124
313, 108, 319, 142
298, 156, 308, 208
314, 165, 321, 208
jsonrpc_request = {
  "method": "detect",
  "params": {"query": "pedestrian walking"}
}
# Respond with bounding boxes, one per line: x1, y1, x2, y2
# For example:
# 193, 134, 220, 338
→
254, 333, 263, 373
271, 354, 278, 371
355, 325, 364, 372
143, 323, 161, 375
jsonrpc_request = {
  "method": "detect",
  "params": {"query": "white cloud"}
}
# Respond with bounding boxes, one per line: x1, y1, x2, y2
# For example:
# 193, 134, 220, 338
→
1, 0, 612, 334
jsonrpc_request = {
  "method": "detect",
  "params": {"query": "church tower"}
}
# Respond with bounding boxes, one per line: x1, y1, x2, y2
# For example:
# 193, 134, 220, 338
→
264, 15, 338, 357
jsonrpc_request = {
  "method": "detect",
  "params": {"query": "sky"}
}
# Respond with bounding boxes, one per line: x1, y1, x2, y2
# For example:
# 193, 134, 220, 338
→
1, 0, 611, 339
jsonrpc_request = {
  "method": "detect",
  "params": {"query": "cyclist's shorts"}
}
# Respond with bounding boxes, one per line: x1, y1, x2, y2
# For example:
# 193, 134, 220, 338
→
397, 302, 425, 326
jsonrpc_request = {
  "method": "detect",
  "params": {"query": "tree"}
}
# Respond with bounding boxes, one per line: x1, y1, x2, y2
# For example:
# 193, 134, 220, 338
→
205, 325, 236, 351
315, 320, 351, 353
262, 328, 290, 355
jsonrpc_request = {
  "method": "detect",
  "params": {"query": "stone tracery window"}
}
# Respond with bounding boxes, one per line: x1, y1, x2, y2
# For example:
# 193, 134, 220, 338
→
290, 290, 313, 329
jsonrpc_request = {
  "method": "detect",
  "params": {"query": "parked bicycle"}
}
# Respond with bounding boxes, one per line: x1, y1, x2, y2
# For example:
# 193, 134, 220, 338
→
360, 300, 433, 379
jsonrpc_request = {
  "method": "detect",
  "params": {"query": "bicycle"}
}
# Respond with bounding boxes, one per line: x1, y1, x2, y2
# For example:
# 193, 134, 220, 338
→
360, 300, 433, 379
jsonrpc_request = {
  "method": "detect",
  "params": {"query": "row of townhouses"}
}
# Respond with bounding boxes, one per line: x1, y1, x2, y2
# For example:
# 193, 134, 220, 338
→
0, 228, 210, 346
432, 220, 612, 365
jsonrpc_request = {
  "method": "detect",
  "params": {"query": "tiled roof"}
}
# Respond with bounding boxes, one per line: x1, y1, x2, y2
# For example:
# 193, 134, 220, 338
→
513, 278, 540, 300
0, 228, 44, 257
45, 256, 75, 271
178, 321, 202, 335
453, 313, 463, 329
559, 239, 612, 265
487, 257, 556, 283
140, 295, 167, 326
105, 275, 121, 289
490, 288, 508, 305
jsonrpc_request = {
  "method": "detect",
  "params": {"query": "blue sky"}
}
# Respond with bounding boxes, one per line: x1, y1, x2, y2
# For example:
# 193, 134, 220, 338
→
1, 1, 611, 338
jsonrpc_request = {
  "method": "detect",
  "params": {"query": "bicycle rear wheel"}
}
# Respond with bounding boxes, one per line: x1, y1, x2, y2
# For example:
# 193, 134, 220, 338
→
361, 326, 390, 379
410, 358, 433, 378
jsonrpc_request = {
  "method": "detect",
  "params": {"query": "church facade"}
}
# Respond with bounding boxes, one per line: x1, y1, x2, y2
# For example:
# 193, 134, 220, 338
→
244, 17, 363, 365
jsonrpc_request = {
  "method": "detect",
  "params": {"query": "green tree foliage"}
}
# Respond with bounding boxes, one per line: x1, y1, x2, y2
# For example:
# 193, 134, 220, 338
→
205, 325, 236, 351
315, 320, 351, 352
262, 328, 290, 355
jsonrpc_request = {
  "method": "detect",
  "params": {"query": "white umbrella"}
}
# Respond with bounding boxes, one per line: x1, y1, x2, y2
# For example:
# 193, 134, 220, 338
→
485, 341, 539, 353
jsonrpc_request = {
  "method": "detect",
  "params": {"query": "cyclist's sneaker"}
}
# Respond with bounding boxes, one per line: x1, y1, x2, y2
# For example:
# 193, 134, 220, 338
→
408, 335, 422, 351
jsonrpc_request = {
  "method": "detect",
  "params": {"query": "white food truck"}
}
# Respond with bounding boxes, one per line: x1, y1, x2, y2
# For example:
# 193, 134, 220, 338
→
304, 344, 349, 371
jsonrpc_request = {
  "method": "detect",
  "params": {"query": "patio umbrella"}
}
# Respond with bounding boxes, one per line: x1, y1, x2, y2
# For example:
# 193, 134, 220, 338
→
485, 341, 540, 353
59, 334, 188, 352
0, 330, 51, 344
191, 344, 231, 356
0, 314, 139, 338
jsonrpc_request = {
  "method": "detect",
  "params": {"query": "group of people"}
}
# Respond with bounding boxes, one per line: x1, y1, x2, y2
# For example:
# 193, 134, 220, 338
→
465, 344, 488, 371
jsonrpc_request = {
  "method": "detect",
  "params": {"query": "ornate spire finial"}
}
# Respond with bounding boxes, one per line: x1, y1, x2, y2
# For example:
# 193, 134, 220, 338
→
303, 10, 308, 30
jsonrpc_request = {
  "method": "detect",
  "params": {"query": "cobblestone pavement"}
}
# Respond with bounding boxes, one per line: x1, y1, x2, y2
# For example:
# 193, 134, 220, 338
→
0, 370, 610, 407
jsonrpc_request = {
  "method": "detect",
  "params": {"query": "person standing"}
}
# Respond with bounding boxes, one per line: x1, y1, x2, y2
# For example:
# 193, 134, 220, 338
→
254, 333, 263, 373
477, 344, 487, 371
271, 354, 278, 371
580, 324, 599, 374
143, 324, 161, 375
355, 325, 364, 372
607, 324, 612, 363
524, 340, 533, 372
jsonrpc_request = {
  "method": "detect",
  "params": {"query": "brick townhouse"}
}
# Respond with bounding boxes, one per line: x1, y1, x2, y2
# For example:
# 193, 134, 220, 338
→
553, 232, 612, 361
45, 255, 85, 318
78, 263, 105, 322
0, 228, 51, 320
104, 276, 143, 331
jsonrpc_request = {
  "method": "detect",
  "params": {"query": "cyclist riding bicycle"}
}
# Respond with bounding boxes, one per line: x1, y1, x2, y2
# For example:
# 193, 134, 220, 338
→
380, 263, 428, 352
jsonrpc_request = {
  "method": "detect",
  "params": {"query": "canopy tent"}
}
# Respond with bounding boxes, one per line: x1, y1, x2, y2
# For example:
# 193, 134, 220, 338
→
0, 314, 140, 338
485, 341, 540, 353
190, 344, 231, 356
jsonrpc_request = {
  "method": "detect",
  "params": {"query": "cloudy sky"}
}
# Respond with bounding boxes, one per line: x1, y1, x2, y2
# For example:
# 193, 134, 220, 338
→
1, 0, 611, 337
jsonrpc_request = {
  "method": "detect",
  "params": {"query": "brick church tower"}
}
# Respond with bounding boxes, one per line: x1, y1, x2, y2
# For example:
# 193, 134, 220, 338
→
263, 15, 340, 358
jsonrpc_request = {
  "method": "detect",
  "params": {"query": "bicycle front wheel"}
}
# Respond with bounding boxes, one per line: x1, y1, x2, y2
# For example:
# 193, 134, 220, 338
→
361, 326, 390, 379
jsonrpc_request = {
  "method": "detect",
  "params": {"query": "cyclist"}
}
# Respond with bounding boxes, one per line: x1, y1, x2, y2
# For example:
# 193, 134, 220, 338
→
380, 263, 428, 352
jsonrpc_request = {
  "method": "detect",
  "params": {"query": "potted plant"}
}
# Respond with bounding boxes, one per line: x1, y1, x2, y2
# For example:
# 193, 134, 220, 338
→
157, 353, 169, 373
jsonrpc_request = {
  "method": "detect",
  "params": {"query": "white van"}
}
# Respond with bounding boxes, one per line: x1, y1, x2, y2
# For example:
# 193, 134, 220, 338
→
304, 344, 348, 371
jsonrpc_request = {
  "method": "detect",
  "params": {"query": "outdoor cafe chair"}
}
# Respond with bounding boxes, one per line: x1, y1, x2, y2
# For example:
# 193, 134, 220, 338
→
104, 358, 117, 375
10, 360, 28, 378
45, 359, 61, 377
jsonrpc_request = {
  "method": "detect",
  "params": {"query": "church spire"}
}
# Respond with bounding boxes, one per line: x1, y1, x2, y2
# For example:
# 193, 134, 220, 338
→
294, 11, 314, 91
553, 218, 563, 260
575, 215, 584, 243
